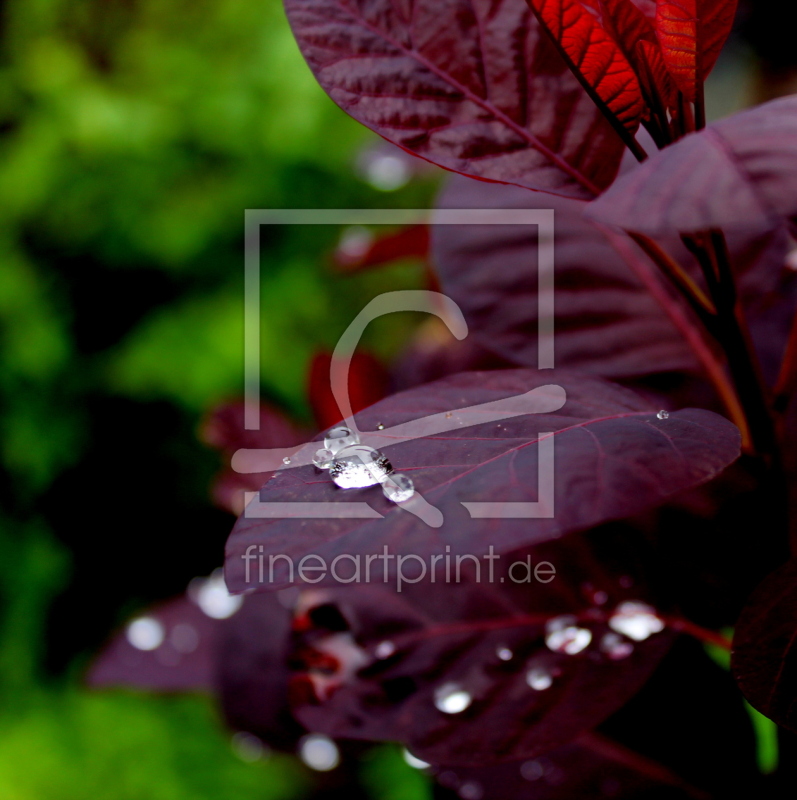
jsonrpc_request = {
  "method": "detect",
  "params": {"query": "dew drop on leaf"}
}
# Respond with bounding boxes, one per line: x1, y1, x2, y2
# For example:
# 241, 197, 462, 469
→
191, 569, 243, 619
337, 226, 373, 261
283, 456, 292, 465
170, 623, 199, 654
299, 734, 340, 771
231, 731, 267, 763
600, 632, 635, 660
126, 616, 164, 651
403, 748, 430, 770
324, 426, 360, 454
526, 667, 554, 691
545, 616, 592, 655
657, 410, 669, 420
313, 448, 335, 469
330, 445, 393, 488
458, 781, 484, 800
434, 682, 473, 714
496, 646, 513, 661
376, 422, 385, 430
374, 640, 396, 659
382, 473, 414, 503
608, 601, 665, 641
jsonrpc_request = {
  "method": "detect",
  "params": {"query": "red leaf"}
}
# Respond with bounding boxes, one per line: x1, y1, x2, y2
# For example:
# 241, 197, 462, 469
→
308, 351, 390, 430
525, 0, 646, 132
333, 224, 429, 273
284, 0, 626, 198
731, 557, 797, 733
594, 0, 679, 113
224, 369, 740, 593
654, 0, 738, 101
201, 401, 310, 515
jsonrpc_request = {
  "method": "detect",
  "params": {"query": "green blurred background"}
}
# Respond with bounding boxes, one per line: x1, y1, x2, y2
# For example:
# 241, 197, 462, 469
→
0, 0, 440, 796
0, 0, 789, 796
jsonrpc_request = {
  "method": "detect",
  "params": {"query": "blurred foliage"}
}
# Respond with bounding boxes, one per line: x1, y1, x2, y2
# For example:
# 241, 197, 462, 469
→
0, 0, 436, 796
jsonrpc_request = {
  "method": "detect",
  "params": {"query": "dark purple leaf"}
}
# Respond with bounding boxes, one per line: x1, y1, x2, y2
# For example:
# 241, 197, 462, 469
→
284, 0, 626, 198
214, 589, 307, 750
87, 578, 306, 751
432, 176, 795, 387
87, 596, 219, 692
432, 176, 698, 380
224, 369, 740, 593
427, 735, 696, 798
288, 532, 675, 764
731, 557, 797, 733
586, 95, 797, 235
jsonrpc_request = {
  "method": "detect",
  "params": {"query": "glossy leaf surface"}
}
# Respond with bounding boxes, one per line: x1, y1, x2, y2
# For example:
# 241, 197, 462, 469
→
526, 0, 645, 131
225, 369, 740, 593
587, 96, 797, 235
655, 0, 738, 100
284, 0, 626, 197
289, 536, 674, 764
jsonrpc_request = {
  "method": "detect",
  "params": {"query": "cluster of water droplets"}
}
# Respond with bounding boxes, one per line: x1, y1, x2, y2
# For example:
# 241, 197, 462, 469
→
544, 615, 593, 655
313, 425, 416, 504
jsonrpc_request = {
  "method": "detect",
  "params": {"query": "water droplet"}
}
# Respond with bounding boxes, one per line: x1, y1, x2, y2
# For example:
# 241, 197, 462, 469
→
459, 781, 483, 800
283, 456, 292, 465
496, 647, 513, 661
403, 748, 431, 770
600, 632, 634, 660
232, 731, 267, 762
545, 616, 592, 655
608, 601, 665, 641
337, 226, 373, 261
324, 426, 360, 454
376, 422, 385, 430
191, 569, 244, 619
299, 734, 340, 771
374, 641, 396, 659
657, 410, 669, 420
365, 154, 410, 191
787, 243, 797, 271
330, 444, 393, 489
520, 759, 545, 781
313, 448, 335, 469
126, 617, 164, 651
526, 667, 553, 691
171, 623, 199, 654
434, 683, 472, 714
382, 473, 415, 503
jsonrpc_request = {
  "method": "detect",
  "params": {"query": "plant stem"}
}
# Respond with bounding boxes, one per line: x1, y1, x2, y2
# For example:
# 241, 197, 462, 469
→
774, 310, 797, 414
666, 616, 732, 650
684, 231, 779, 461
694, 83, 706, 131
601, 227, 752, 448
630, 233, 716, 320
